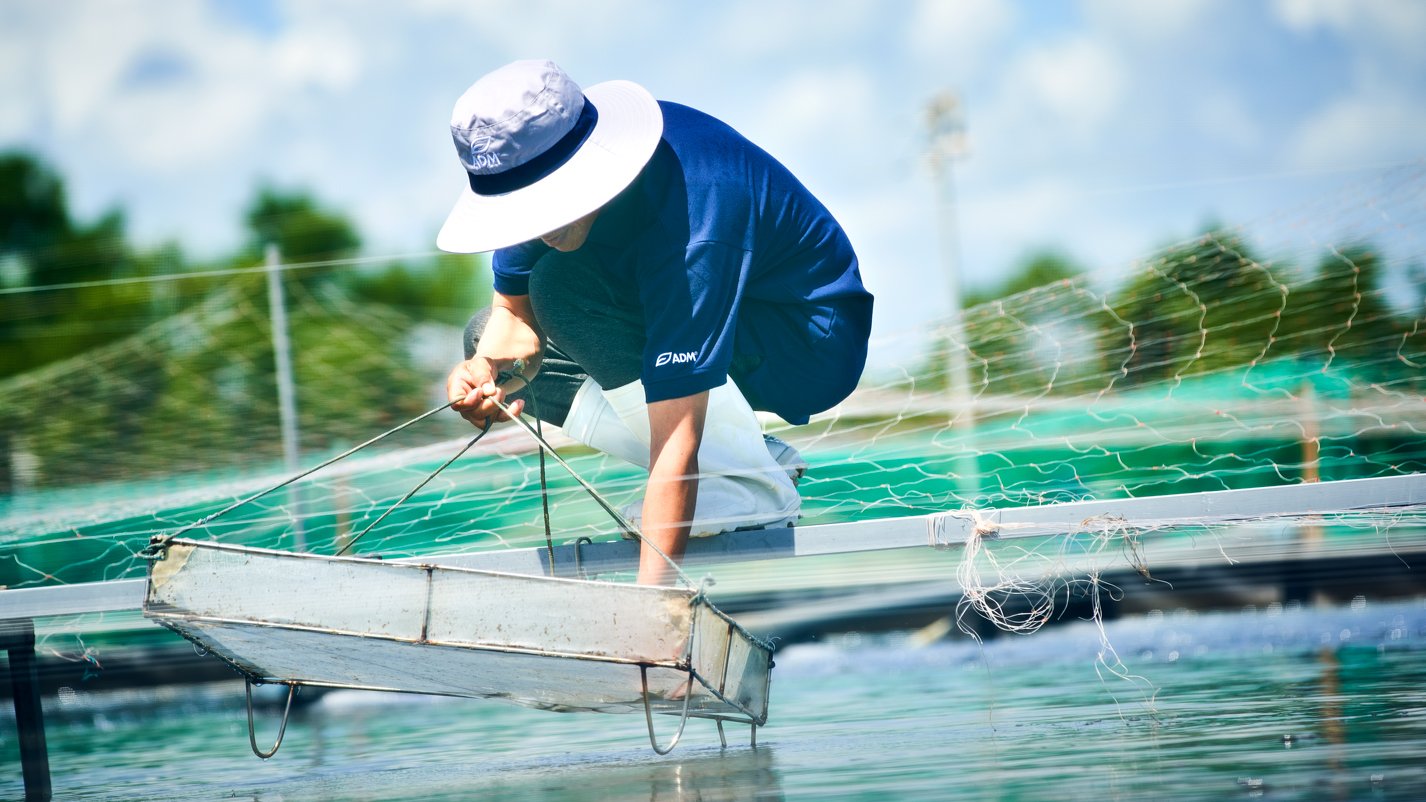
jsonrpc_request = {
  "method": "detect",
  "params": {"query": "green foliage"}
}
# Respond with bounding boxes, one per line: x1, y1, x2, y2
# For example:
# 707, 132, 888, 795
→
1103, 230, 1289, 384
1102, 231, 1415, 389
345, 253, 488, 326
919, 250, 1089, 394
0, 153, 143, 379
4, 146, 1420, 499
910, 229, 1420, 401
1, 151, 71, 255
243, 185, 361, 264
0, 150, 489, 493
964, 250, 1081, 309
1281, 244, 1404, 382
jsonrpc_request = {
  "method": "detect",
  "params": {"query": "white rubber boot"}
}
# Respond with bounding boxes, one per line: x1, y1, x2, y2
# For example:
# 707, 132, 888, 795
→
601, 381, 802, 538
558, 378, 649, 468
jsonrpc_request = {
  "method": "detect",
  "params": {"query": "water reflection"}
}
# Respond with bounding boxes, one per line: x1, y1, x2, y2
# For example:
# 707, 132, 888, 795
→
296, 745, 786, 802
507, 747, 784, 802
10, 598, 1426, 801
1316, 647, 1346, 788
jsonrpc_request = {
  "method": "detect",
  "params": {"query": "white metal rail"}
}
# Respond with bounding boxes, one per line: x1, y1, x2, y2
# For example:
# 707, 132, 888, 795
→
3, 473, 1422, 623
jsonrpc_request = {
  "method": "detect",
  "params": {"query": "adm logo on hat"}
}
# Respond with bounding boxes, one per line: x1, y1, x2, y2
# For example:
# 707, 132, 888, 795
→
467, 136, 501, 171
437, 59, 664, 255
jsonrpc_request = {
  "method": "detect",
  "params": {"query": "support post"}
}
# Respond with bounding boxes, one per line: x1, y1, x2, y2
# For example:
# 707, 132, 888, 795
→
265, 243, 306, 551
2, 618, 52, 802
925, 92, 979, 502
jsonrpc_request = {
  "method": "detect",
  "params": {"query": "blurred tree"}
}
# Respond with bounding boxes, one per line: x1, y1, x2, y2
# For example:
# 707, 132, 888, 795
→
964, 250, 1081, 309
1103, 230, 1289, 385
1100, 230, 1417, 391
0, 152, 139, 379
243, 185, 361, 270
0, 151, 71, 257
346, 252, 489, 326
1283, 244, 1412, 385
918, 250, 1088, 395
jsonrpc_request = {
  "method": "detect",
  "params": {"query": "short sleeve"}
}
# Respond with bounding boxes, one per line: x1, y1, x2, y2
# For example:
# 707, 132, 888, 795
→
491, 241, 549, 296
637, 240, 749, 403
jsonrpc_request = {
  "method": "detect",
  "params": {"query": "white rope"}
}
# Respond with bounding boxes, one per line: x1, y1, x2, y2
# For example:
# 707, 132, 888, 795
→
489, 397, 698, 590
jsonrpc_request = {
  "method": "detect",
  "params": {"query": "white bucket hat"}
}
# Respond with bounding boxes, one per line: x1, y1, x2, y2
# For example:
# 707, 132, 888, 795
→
436, 60, 664, 254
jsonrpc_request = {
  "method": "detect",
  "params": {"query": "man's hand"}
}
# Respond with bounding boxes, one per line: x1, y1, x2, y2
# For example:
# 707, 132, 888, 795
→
448, 293, 543, 429
447, 355, 529, 428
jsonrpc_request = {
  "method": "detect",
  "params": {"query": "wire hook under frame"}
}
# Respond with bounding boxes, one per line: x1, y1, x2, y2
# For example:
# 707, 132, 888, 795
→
246, 680, 297, 759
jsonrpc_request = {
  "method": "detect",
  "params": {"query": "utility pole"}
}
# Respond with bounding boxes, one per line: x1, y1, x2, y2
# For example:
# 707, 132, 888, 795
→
266, 244, 306, 551
925, 91, 975, 428
926, 92, 980, 503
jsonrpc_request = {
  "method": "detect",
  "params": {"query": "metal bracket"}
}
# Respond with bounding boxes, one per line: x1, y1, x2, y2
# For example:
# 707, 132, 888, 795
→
572, 536, 594, 580
640, 666, 695, 755
246, 680, 297, 759
711, 718, 758, 750
138, 536, 172, 562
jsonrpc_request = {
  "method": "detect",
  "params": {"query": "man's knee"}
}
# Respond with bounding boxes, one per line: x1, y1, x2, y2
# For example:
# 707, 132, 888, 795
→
463, 307, 492, 360
528, 251, 598, 324
526, 251, 645, 390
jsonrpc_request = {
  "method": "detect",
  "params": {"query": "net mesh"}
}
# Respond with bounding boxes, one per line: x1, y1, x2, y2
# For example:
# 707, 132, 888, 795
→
2, 167, 1424, 623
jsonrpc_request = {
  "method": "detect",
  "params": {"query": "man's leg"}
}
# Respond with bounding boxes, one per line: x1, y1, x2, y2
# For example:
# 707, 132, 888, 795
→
525, 250, 645, 392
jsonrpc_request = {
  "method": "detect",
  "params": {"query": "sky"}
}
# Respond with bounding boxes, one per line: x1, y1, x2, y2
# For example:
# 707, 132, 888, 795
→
2, 0, 1424, 342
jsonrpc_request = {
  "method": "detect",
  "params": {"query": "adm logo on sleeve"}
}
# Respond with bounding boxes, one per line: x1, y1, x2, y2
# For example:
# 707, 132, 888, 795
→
654, 350, 698, 367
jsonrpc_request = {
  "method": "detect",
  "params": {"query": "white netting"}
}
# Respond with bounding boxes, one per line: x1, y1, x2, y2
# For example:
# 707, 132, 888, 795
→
1, 167, 1424, 610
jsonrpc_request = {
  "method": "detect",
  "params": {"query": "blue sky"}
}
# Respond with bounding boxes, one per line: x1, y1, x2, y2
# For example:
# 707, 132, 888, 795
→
2, 0, 1423, 340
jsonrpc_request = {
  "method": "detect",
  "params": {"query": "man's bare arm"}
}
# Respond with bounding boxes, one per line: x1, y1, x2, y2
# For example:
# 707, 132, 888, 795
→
637, 391, 708, 585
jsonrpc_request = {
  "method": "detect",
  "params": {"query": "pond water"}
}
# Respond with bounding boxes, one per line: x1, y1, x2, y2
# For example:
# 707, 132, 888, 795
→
5, 597, 1426, 800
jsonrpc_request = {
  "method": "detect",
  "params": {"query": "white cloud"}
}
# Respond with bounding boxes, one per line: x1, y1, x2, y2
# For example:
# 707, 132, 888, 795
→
1272, 0, 1426, 62
709, 0, 882, 60
40, 3, 151, 133
1000, 37, 1127, 143
741, 66, 883, 187
0, 27, 36, 140
1082, 0, 1223, 42
405, 0, 670, 63
1191, 92, 1263, 152
1287, 90, 1426, 169
961, 179, 1084, 271
3, 0, 1423, 339
1269, 0, 1426, 174
271, 30, 362, 91
906, 0, 1016, 78
19, 1, 373, 174
1272, 0, 1351, 30
827, 179, 946, 339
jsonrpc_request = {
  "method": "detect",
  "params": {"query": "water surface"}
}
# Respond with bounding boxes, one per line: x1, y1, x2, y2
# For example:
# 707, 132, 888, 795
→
5, 598, 1425, 800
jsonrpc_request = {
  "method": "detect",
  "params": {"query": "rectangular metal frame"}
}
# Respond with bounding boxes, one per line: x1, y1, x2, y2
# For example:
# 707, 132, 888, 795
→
142, 539, 771, 724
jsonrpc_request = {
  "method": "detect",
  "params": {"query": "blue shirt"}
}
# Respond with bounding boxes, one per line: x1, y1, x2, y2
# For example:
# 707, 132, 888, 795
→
493, 101, 872, 424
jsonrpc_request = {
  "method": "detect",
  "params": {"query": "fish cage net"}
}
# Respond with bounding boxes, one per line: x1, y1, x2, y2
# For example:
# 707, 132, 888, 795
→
3, 165, 1425, 665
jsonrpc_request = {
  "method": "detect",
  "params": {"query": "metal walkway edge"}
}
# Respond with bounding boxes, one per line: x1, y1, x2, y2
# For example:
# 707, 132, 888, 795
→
4, 472, 1423, 622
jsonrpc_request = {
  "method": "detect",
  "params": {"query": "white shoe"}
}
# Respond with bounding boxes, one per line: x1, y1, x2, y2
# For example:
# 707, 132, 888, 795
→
763, 433, 807, 486
562, 379, 801, 537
